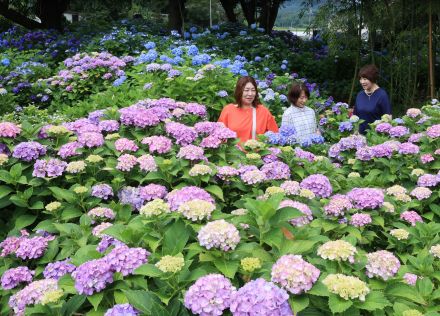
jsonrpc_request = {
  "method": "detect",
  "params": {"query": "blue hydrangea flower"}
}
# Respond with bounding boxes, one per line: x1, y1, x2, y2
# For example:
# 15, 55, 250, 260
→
279, 125, 296, 137
338, 121, 353, 132
113, 76, 127, 87
143, 41, 156, 49
186, 45, 199, 56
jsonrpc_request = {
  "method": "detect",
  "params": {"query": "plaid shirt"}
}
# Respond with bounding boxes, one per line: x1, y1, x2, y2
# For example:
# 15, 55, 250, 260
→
281, 105, 317, 141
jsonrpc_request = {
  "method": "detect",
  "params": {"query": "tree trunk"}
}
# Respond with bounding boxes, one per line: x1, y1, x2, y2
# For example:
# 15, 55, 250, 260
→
239, 0, 256, 26
168, 0, 185, 33
428, 0, 435, 99
219, 0, 237, 23
37, 0, 69, 30
259, 0, 281, 33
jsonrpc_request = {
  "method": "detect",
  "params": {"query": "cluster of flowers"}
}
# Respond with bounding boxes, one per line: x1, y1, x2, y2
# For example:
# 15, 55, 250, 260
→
0, 230, 55, 260
72, 245, 149, 295
184, 274, 293, 315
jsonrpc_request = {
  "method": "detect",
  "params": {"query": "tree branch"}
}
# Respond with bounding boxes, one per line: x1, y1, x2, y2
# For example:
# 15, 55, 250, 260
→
0, 1, 42, 29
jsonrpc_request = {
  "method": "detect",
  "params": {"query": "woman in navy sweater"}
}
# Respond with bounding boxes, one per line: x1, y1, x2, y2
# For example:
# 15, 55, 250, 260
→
354, 64, 391, 134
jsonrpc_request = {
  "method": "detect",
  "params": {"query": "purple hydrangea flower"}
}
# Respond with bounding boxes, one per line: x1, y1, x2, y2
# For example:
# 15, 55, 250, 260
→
295, 147, 316, 162
184, 103, 207, 117
388, 126, 409, 138
99, 120, 120, 132
216, 166, 239, 181
403, 273, 418, 286
141, 136, 173, 154
139, 184, 168, 201
324, 194, 352, 217
400, 210, 423, 226
91, 184, 114, 200
119, 106, 161, 128
198, 219, 240, 251
58, 141, 82, 159
230, 278, 293, 316
300, 174, 332, 198
137, 154, 157, 172
1, 266, 34, 290
184, 274, 236, 315
71, 259, 113, 295
347, 188, 384, 209
375, 122, 392, 133
426, 124, 440, 138
105, 304, 139, 316
355, 146, 374, 161
165, 122, 198, 146
177, 145, 206, 161
13, 141, 47, 161
114, 138, 138, 152
77, 132, 104, 148
118, 186, 144, 210
0, 122, 21, 138
97, 235, 126, 253
105, 246, 150, 276
417, 174, 438, 187
15, 235, 54, 260
261, 161, 291, 180
43, 259, 76, 280
366, 250, 400, 280
166, 186, 214, 211
371, 143, 394, 158
116, 154, 137, 171
9, 279, 58, 315
398, 142, 420, 155
350, 213, 372, 227
271, 255, 320, 294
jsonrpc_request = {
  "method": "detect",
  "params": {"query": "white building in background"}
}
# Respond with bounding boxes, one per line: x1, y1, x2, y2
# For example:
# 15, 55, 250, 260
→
63, 11, 82, 23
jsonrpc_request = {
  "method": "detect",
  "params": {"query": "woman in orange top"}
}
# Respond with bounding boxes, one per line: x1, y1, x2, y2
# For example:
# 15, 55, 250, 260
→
218, 76, 279, 143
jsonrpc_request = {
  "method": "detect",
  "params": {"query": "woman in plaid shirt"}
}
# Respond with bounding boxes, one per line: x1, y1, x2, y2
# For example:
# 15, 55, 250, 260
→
281, 83, 318, 143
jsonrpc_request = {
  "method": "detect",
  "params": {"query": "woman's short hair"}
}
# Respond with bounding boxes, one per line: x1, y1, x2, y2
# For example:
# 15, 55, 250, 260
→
288, 83, 310, 106
234, 76, 260, 108
358, 64, 379, 83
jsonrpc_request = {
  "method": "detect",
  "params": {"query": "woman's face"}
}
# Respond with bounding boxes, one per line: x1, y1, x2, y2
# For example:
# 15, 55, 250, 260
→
359, 77, 374, 91
296, 90, 308, 108
241, 82, 256, 107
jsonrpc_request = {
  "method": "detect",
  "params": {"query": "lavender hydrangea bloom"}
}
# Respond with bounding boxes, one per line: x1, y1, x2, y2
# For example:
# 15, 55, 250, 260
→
118, 186, 144, 210
417, 174, 439, 187
9, 278, 58, 315
166, 186, 214, 211
400, 210, 423, 226
96, 235, 126, 253
216, 166, 239, 181
91, 184, 114, 200
165, 122, 198, 145
295, 147, 316, 162
177, 145, 206, 161
15, 235, 54, 260
1, 266, 34, 290
58, 141, 82, 159
119, 106, 161, 128
137, 154, 157, 172
105, 246, 150, 276
184, 274, 236, 315
398, 142, 420, 155
366, 250, 400, 280
261, 161, 291, 180
347, 188, 384, 209
77, 132, 105, 148
139, 184, 168, 201
0, 236, 22, 257
350, 213, 372, 227
426, 124, 440, 138
105, 304, 139, 316
71, 259, 113, 295
324, 194, 352, 216
184, 102, 207, 117
230, 278, 293, 316
271, 255, 320, 294
43, 259, 76, 280
42, 158, 67, 177
13, 141, 47, 161
200, 135, 222, 148
300, 174, 332, 198
388, 126, 409, 138
99, 120, 120, 132
198, 219, 240, 251
141, 136, 173, 154
375, 122, 392, 133
355, 146, 374, 161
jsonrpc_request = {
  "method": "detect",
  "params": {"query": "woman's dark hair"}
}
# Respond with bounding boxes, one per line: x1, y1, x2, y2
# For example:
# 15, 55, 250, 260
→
358, 64, 379, 83
234, 76, 260, 108
288, 83, 310, 106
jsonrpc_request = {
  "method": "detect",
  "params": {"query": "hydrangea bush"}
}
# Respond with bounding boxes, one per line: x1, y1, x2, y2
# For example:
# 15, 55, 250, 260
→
0, 20, 439, 316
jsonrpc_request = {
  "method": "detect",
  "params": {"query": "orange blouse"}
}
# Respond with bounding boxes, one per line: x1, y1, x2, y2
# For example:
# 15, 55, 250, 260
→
218, 104, 279, 143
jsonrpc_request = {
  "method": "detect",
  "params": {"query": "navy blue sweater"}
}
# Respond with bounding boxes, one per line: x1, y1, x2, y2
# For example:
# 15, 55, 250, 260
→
354, 88, 391, 134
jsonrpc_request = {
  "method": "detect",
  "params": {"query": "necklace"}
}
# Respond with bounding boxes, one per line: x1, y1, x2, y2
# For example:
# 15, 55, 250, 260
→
364, 87, 378, 100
